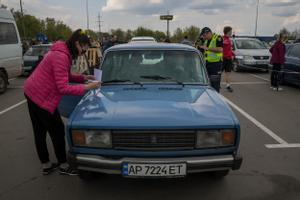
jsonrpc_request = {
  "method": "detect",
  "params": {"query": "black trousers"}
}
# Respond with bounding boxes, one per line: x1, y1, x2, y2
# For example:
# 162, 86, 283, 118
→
206, 62, 222, 93
25, 95, 67, 164
271, 63, 282, 87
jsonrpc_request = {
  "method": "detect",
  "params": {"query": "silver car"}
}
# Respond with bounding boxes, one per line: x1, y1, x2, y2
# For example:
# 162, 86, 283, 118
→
231, 38, 271, 72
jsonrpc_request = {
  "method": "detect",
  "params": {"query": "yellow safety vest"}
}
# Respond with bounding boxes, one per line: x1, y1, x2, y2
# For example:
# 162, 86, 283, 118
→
204, 34, 223, 63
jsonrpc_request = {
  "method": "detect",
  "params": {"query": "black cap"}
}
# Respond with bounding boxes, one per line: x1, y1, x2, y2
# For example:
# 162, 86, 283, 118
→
200, 27, 212, 36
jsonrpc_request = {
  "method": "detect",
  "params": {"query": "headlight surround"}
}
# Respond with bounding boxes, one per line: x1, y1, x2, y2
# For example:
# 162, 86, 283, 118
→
196, 129, 236, 148
72, 130, 112, 148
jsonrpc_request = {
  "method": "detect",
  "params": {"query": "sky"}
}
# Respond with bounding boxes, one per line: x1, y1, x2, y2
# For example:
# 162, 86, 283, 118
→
1, 0, 300, 36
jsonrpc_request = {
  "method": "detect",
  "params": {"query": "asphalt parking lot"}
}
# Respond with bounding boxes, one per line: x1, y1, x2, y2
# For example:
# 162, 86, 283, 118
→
0, 72, 300, 200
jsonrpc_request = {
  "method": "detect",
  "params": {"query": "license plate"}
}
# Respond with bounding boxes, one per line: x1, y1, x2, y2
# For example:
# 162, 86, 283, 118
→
122, 163, 187, 177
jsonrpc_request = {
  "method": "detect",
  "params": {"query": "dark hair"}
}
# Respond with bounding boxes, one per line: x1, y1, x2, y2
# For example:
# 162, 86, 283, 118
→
184, 35, 188, 39
223, 26, 232, 35
66, 29, 91, 59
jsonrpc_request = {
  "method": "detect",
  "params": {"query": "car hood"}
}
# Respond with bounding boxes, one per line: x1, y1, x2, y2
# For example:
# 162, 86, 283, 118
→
235, 49, 271, 56
70, 86, 238, 129
23, 55, 39, 61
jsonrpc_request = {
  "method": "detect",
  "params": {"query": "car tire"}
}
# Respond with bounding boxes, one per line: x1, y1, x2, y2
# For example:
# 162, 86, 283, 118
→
78, 170, 98, 181
233, 61, 239, 72
211, 170, 230, 178
0, 71, 8, 94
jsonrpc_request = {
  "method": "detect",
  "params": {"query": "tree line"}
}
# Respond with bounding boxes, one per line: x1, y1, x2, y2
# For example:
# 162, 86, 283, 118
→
1, 5, 299, 43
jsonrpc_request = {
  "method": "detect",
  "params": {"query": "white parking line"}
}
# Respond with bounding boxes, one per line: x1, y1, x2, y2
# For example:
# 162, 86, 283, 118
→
222, 95, 300, 149
265, 144, 300, 148
249, 73, 270, 82
221, 81, 267, 85
222, 95, 287, 144
8, 78, 17, 81
0, 100, 27, 116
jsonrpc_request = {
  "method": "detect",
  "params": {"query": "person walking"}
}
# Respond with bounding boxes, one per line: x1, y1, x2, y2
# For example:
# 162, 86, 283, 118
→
24, 29, 101, 176
199, 27, 223, 93
270, 33, 286, 91
181, 36, 193, 46
222, 26, 234, 92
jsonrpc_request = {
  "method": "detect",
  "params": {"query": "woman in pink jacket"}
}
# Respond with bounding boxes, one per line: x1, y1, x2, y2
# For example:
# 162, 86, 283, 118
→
24, 29, 101, 175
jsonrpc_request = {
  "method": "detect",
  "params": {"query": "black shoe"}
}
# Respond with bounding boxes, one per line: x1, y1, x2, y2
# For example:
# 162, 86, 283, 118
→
42, 163, 60, 175
59, 166, 78, 176
226, 86, 233, 92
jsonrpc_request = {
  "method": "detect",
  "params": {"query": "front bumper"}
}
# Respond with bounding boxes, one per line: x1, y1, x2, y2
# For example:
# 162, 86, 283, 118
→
68, 153, 243, 175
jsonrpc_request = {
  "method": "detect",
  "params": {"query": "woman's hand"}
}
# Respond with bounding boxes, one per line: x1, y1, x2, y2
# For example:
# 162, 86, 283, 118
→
85, 81, 101, 90
84, 75, 96, 81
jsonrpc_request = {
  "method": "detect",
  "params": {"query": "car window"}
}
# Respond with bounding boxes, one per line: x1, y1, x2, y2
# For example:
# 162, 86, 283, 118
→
0, 22, 18, 45
102, 50, 208, 84
235, 39, 266, 49
25, 46, 50, 56
287, 45, 300, 58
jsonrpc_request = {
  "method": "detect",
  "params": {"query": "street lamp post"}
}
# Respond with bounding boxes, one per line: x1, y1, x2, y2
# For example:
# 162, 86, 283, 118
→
160, 14, 173, 38
254, 0, 259, 36
86, 0, 89, 32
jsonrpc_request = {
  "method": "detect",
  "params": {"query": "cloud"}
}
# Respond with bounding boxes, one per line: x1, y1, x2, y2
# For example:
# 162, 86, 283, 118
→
272, 8, 298, 17
264, 0, 300, 7
282, 14, 300, 27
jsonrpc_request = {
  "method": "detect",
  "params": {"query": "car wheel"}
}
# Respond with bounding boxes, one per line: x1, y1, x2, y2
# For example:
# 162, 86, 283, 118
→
0, 71, 8, 94
233, 61, 239, 72
78, 170, 98, 181
211, 170, 230, 178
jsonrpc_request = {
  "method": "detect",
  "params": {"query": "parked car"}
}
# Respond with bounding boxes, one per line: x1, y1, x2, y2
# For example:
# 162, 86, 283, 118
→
280, 43, 300, 86
231, 38, 271, 72
0, 9, 22, 94
22, 44, 52, 75
59, 43, 242, 180
130, 36, 156, 43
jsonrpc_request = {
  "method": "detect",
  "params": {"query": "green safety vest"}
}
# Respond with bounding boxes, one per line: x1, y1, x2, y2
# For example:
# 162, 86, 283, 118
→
204, 33, 223, 63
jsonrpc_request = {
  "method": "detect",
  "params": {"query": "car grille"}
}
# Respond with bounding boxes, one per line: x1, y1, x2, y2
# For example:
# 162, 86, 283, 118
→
253, 56, 269, 60
112, 130, 196, 151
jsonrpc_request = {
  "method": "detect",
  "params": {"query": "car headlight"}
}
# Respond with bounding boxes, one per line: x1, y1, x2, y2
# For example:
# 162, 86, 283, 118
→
196, 129, 236, 148
235, 55, 244, 60
72, 130, 112, 148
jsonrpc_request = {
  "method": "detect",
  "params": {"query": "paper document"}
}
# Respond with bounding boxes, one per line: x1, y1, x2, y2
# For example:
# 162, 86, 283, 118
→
94, 69, 102, 81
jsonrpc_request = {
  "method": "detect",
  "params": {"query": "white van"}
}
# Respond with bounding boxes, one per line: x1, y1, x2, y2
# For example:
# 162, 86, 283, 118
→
0, 8, 22, 94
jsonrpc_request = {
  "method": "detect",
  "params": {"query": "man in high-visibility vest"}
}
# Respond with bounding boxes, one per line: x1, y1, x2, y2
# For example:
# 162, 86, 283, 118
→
199, 27, 223, 93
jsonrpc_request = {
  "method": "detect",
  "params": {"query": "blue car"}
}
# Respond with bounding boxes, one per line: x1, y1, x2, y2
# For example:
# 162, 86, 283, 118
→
281, 43, 300, 86
59, 43, 242, 180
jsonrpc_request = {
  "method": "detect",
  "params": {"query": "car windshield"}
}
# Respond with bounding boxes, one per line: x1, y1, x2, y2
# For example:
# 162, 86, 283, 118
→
25, 46, 50, 56
235, 39, 267, 49
102, 50, 208, 84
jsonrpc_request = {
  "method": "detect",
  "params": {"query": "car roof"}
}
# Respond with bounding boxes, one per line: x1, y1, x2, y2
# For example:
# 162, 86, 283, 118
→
0, 9, 14, 20
106, 42, 198, 52
132, 36, 155, 40
32, 44, 52, 47
232, 37, 261, 41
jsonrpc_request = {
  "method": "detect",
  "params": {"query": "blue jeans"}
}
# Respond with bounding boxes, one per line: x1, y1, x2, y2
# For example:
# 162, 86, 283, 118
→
206, 62, 222, 93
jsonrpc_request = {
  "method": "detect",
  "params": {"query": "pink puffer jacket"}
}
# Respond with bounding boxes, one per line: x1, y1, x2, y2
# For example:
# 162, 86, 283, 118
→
24, 41, 86, 114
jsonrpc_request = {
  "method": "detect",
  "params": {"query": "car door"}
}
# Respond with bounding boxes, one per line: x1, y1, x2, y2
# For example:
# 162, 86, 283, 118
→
284, 45, 300, 82
0, 21, 22, 78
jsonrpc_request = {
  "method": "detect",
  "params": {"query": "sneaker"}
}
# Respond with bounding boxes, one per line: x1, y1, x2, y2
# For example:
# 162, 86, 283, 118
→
59, 166, 78, 176
277, 87, 283, 91
42, 163, 60, 175
226, 86, 233, 92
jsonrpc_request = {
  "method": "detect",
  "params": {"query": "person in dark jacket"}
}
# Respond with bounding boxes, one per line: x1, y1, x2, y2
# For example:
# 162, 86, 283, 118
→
270, 33, 286, 91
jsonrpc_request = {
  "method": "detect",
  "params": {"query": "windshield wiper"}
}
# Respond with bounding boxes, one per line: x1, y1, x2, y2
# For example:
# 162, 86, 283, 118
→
140, 75, 184, 86
102, 79, 143, 86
